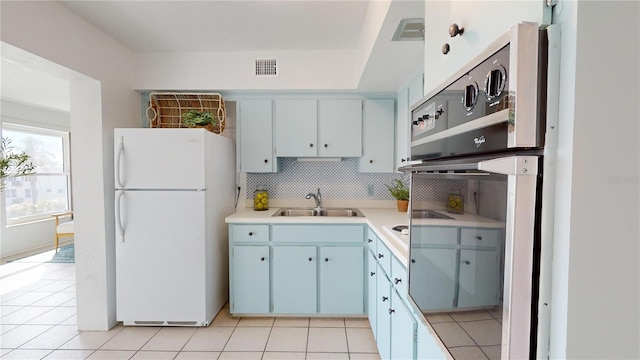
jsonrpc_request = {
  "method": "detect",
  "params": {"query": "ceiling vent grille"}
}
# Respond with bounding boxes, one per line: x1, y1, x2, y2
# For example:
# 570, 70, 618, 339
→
392, 18, 425, 41
255, 58, 278, 77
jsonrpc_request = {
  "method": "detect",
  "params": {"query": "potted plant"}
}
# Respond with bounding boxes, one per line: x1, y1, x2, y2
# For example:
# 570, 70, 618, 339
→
1, 137, 35, 191
181, 110, 218, 132
385, 177, 409, 212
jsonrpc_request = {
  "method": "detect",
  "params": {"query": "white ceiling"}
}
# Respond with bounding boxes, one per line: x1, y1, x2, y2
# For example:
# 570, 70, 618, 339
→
59, 0, 371, 52
1, 1, 424, 110
59, 0, 424, 91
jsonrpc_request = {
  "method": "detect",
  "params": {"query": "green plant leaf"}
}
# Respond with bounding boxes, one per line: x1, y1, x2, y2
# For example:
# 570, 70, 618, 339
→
1, 137, 36, 191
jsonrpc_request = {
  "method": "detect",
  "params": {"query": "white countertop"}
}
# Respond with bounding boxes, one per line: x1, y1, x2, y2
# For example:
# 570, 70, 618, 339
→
225, 207, 504, 267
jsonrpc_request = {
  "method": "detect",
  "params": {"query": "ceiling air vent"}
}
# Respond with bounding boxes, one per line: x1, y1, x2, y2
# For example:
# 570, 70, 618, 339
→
392, 18, 425, 41
255, 58, 278, 77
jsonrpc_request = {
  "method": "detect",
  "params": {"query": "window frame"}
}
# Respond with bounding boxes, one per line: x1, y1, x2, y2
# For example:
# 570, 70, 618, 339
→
3, 123, 72, 225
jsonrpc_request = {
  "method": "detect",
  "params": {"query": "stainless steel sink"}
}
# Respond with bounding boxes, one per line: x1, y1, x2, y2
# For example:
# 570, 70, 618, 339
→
412, 209, 454, 219
317, 209, 362, 217
272, 208, 364, 217
274, 208, 318, 217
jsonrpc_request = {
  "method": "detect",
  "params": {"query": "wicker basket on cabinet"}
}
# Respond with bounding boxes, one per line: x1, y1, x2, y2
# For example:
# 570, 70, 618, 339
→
146, 92, 226, 134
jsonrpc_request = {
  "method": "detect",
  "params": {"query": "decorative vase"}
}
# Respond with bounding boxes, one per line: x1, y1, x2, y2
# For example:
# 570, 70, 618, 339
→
396, 199, 409, 212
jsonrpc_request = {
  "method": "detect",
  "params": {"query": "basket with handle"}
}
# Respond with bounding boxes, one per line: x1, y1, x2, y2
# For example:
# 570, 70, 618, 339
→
146, 92, 226, 134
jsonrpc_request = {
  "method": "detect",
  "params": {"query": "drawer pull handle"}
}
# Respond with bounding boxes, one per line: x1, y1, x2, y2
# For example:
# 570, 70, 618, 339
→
264, 159, 268, 163
476, 236, 483, 240
368, 239, 373, 243
378, 254, 384, 259
381, 296, 388, 302
388, 308, 395, 315
370, 272, 375, 277
324, 258, 329, 262
260, 257, 265, 262
394, 278, 402, 285
463, 260, 471, 265
249, 232, 254, 236
309, 143, 314, 148
411, 259, 416, 263
308, 257, 313, 262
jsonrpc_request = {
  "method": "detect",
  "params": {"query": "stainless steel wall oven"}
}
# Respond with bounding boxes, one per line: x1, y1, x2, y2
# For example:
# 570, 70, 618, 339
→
402, 23, 560, 359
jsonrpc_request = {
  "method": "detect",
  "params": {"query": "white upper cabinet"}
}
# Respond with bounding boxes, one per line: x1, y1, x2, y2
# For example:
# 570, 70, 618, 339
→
275, 99, 362, 158
318, 99, 362, 157
239, 99, 278, 173
396, 88, 410, 170
274, 99, 318, 157
396, 73, 424, 169
360, 99, 395, 173
424, 0, 552, 94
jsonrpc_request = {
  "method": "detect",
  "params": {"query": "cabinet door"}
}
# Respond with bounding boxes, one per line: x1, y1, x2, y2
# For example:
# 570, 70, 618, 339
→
239, 99, 278, 172
360, 99, 395, 173
232, 246, 270, 314
396, 87, 410, 169
376, 263, 392, 360
272, 246, 317, 313
390, 289, 417, 360
319, 246, 364, 314
367, 251, 378, 339
424, 1, 551, 94
409, 247, 456, 311
318, 99, 362, 157
274, 99, 317, 157
458, 249, 499, 308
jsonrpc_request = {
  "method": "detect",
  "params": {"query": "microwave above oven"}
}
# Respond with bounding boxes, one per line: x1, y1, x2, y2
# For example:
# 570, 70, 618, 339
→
410, 22, 551, 161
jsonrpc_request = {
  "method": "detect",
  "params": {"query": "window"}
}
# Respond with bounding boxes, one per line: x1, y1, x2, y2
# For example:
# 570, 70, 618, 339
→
3, 124, 71, 224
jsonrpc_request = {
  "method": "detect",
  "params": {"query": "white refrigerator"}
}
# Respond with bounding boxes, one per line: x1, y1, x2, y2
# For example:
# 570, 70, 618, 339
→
114, 128, 235, 326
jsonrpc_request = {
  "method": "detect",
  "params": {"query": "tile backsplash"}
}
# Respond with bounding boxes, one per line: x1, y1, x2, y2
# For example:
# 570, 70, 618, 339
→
246, 158, 466, 203
247, 158, 399, 200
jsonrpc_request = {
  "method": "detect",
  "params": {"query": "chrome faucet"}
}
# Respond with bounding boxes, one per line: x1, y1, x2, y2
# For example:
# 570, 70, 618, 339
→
305, 188, 322, 210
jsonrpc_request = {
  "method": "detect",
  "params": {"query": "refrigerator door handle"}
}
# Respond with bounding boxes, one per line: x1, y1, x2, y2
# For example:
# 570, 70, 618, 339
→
115, 190, 125, 242
116, 136, 124, 189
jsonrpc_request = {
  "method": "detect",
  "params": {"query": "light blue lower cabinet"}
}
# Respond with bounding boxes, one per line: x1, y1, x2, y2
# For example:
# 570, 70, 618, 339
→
229, 224, 366, 316
231, 246, 270, 314
390, 289, 417, 360
367, 250, 378, 339
272, 246, 317, 313
416, 317, 447, 360
319, 246, 364, 314
376, 262, 392, 360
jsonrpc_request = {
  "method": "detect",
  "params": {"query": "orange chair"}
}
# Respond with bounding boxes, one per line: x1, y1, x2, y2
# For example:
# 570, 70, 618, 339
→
52, 211, 74, 252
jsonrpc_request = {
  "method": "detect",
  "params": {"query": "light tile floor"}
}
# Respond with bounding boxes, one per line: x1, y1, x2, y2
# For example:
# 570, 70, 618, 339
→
0, 250, 380, 360
425, 308, 502, 360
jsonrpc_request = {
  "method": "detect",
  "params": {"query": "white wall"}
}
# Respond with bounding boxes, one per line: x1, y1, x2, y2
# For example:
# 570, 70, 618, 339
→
133, 49, 359, 91
1, 1, 140, 330
550, 1, 639, 358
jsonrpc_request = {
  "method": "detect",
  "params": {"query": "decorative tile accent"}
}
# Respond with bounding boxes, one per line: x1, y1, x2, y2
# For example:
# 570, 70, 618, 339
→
247, 158, 399, 200
247, 158, 467, 203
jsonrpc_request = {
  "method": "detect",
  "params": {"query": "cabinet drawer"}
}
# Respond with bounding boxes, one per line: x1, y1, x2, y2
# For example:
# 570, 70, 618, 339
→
232, 225, 270, 242
366, 227, 378, 253
461, 228, 500, 248
376, 238, 392, 277
391, 256, 408, 297
411, 226, 458, 246
272, 225, 364, 243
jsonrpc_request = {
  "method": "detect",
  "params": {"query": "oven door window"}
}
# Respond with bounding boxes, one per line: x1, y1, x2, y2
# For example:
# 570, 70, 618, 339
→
407, 156, 541, 359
